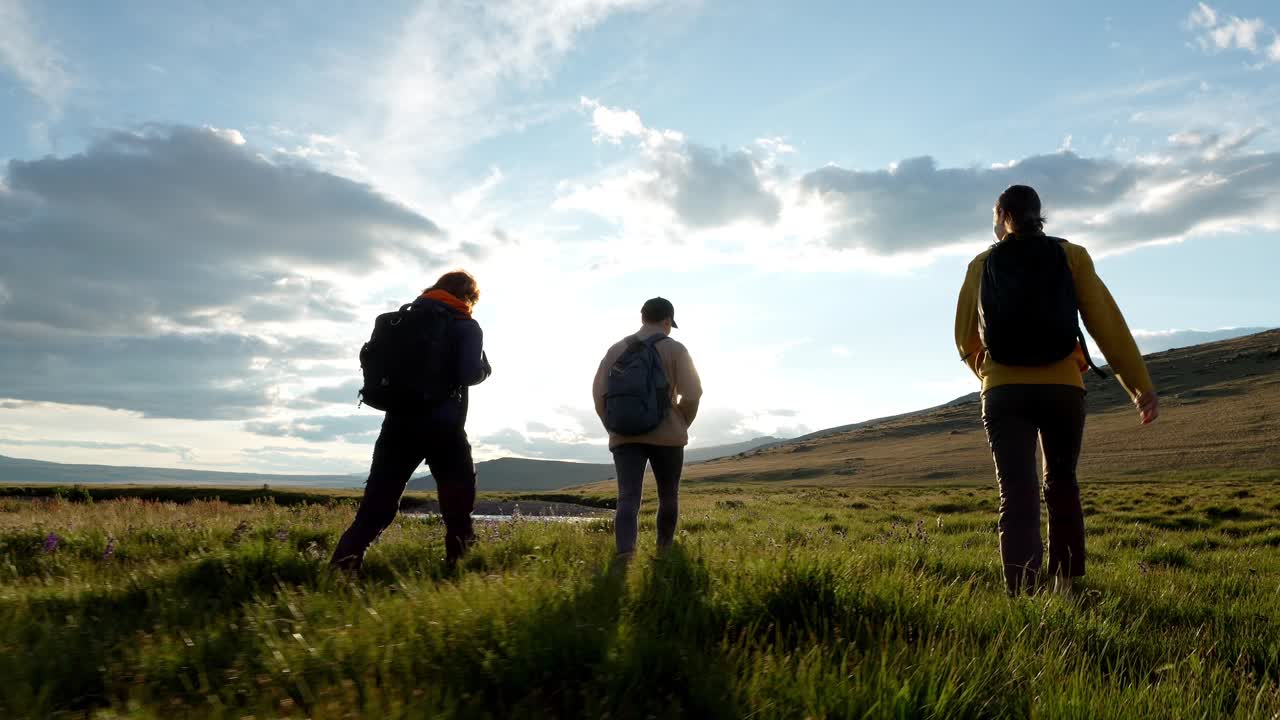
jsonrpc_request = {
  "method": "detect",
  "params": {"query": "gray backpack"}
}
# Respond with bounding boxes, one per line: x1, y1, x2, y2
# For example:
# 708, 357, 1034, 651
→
603, 335, 670, 435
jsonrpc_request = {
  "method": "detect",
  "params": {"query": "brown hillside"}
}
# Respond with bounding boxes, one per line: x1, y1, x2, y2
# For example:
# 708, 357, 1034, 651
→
606, 329, 1280, 488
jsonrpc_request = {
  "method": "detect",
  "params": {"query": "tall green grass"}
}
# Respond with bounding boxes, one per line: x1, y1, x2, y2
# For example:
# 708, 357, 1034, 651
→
1, 479, 1277, 718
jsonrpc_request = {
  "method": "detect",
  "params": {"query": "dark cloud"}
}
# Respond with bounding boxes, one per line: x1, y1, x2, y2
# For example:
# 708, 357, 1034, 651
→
801, 152, 1139, 252
0, 327, 343, 420
801, 144, 1280, 254
308, 379, 363, 406
646, 142, 782, 228
0, 125, 443, 419
0, 125, 443, 333
284, 379, 363, 410
244, 414, 383, 443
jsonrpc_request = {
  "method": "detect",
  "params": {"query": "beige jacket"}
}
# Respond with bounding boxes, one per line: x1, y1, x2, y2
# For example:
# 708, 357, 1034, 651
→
593, 327, 703, 449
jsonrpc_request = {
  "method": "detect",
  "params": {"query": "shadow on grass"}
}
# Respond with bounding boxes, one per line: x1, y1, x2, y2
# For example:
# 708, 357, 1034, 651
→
0, 542, 331, 712
599, 545, 742, 719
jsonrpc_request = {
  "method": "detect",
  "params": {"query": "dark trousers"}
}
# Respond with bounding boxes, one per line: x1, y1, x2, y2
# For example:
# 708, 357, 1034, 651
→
331, 413, 476, 571
982, 384, 1087, 595
612, 444, 684, 555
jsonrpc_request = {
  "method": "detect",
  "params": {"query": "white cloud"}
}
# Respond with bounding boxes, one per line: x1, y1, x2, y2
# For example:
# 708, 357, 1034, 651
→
1186, 3, 1279, 64
557, 97, 1280, 275
0, 437, 197, 463
0, 0, 72, 111
1131, 326, 1271, 353
561, 99, 784, 231
585, 98, 646, 143
352, 0, 670, 204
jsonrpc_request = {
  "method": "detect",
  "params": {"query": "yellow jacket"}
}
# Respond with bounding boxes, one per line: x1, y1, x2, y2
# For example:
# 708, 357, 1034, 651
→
955, 237, 1153, 399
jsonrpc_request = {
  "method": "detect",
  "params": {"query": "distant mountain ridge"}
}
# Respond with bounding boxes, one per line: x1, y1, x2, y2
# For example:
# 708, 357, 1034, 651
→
0, 454, 360, 488
0, 437, 785, 491
409, 436, 784, 491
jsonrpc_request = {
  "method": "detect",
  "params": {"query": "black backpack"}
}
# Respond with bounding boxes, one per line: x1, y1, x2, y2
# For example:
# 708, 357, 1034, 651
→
357, 302, 457, 412
603, 335, 671, 435
979, 235, 1107, 378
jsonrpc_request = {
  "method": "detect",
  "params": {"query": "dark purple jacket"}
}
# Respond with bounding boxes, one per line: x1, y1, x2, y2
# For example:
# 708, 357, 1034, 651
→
408, 296, 491, 426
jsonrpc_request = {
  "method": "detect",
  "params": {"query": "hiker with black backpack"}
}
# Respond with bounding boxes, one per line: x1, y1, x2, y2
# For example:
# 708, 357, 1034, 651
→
331, 270, 492, 572
593, 297, 703, 560
955, 185, 1159, 597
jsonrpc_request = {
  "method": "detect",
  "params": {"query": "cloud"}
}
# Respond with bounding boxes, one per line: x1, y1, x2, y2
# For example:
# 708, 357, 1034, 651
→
0, 437, 197, 462
0, 125, 460, 418
244, 414, 383, 443
0, 0, 72, 111
237, 444, 362, 474
801, 152, 1145, 253
588, 103, 646, 144
0, 328, 344, 420
1132, 326, 1272, 353
560, 99, 783, 230
564, 99, 1280, 265
806, 133, 1280, 254
0, 125, 446, 334
475, 428, 610, 463
286, 379, 363, 410
354, 0, 669, 200
1186, 3, 1279, 65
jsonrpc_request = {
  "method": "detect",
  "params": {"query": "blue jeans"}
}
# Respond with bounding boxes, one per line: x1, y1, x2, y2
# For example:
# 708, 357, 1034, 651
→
611, 444, 684, 555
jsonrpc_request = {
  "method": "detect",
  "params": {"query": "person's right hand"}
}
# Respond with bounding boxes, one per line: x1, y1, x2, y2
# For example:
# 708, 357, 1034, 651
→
1135, 390, 1159, 425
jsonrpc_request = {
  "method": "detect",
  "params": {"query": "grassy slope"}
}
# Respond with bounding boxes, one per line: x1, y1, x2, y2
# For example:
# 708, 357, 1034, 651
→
580, 328, 1280, 492
1, 478, 1278, 719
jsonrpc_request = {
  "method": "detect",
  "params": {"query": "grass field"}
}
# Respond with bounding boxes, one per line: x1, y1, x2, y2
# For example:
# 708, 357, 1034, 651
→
2, 477, 1278, 719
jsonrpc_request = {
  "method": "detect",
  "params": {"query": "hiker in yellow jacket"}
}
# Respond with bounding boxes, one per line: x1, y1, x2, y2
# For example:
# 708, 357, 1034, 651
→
955, 185, 1159, 596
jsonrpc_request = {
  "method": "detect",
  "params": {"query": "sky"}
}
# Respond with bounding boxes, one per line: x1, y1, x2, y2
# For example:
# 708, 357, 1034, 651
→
1, 0, 1278, 474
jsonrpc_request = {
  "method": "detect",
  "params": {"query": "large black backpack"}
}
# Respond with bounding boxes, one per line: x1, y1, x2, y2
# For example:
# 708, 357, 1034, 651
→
603, 335, 671, 435
358, 302, 457, 412
979, 235, 1107, 378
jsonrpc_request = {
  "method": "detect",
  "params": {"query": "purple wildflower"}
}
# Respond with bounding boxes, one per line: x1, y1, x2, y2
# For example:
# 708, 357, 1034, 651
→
42, 532, 60, 554
102, 537, 116, 560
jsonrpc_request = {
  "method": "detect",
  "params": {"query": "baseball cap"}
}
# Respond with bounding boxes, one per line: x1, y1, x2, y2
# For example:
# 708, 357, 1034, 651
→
640, 297, 678, 328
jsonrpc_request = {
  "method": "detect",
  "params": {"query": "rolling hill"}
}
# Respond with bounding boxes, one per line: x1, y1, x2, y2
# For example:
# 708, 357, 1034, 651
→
579, 328, 1280, 490
0, 454, 361, 488
7, 329, 1276, 494
407, 436, 784, 491
0, 436, 783, 492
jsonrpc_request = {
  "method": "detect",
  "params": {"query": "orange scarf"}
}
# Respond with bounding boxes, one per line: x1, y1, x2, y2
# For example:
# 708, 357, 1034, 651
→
420, 289, 472, 317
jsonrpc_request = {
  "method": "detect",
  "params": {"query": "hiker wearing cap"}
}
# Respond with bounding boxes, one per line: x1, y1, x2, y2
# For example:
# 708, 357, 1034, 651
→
955, 185, 1159, 596
332, 270, 492, 573
593, 297, 703, 559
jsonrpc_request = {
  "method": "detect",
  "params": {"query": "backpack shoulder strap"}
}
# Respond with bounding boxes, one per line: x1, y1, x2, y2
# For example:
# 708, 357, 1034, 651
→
1077, 329, 1109, 380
